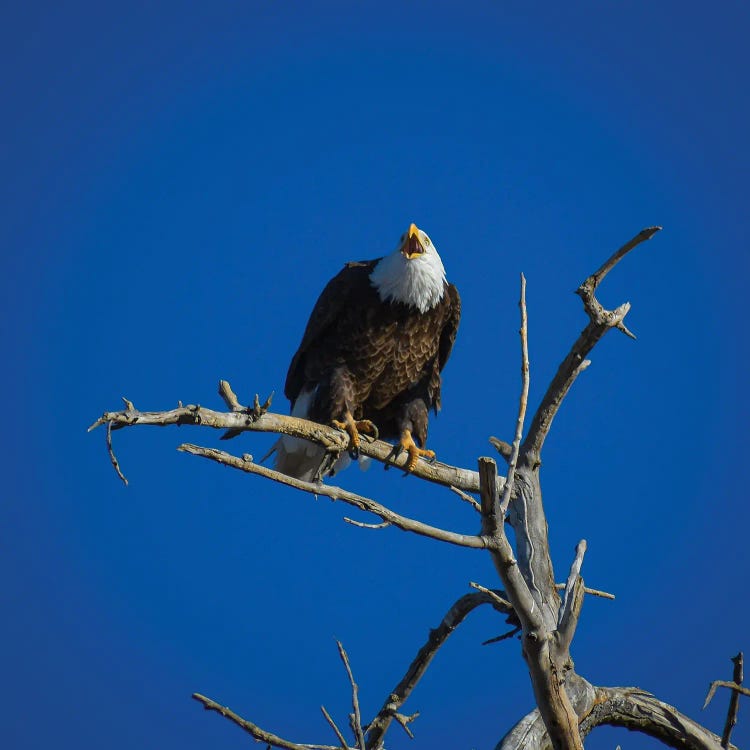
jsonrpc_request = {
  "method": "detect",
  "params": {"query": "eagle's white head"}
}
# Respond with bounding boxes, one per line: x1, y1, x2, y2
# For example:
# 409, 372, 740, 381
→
369, 223, 447, 313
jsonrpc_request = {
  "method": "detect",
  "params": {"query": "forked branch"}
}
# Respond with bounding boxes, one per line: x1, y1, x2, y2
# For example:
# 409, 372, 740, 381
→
522, 226, 661, 461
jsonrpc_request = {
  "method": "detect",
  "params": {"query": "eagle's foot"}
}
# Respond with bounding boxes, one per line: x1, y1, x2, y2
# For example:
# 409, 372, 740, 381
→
331, 414, 379, 459
387, 429, 436, 474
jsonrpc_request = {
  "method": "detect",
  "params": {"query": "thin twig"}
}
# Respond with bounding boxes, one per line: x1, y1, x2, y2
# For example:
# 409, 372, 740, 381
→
498, 273, 530, 515
336, 642, 365, 750
722, 653, 744, 748
218, 379, 243, 411
105, 420, 128, 486
704, 681, 750, 709
178, 443, 489, 549
343, 517, 391, 530
392, 712, 419, 739
469, 581, 513, 610
554, 583, 615, 600
588, 226, 662, 289
320, 706, 350, 750
449, 485, 482, 512
489, 436, 513, 463
482, 626, 522, 646
192, 693, 341, 750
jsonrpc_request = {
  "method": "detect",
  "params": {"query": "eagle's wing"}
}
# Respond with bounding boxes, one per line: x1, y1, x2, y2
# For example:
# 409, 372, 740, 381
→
438, 283, 461, 372
426, 283, 461, 414
284, 260, 378, 403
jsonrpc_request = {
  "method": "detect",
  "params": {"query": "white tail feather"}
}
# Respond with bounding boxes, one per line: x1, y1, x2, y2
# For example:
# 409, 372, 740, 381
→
272, 386, 368, 481
272, 436, 326, 482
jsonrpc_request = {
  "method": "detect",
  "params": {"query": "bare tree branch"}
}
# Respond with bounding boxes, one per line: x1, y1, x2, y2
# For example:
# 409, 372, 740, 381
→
105, 419, 128, 486
489, 436, 513, 462
582, 686, 735, 750
497, 681, 734, 750
89, 388, 493, 494
522, 227, 661, 462
342, 517, 391, 530
722, 652, 744, 748
704, 681, 750, 709
336, 642, 366, 750
556, 541, 586, 653
177, 443, 489, 549
192, 693, 343, 750
365, 590, 514, 750
554, 583, 615, 601
469, 581, 513, 611
449, 484, 482, 512
477, 273, 584, 750
482, 626, 522, 645
320, 706, 351, 750
498, 272, 530, 517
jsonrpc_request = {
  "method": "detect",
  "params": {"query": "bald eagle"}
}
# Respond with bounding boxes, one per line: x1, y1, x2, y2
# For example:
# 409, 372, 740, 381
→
274, 223, 461, 481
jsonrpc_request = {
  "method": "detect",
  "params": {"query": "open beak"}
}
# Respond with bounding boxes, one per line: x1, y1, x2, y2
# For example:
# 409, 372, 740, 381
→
400, 223, 425, 259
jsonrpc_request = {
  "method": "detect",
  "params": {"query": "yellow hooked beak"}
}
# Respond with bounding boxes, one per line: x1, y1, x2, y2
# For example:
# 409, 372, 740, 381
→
400, 223, 425, 259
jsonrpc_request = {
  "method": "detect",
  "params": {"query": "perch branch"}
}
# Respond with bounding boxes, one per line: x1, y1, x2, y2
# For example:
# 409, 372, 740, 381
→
178, 443, 489, 549
192, 693, 342, 750
89, 385, 492, 494
523, 227, 661, 462
365, 590, 514, 750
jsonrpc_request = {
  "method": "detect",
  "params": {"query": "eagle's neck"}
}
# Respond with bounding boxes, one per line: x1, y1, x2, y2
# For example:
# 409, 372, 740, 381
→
369, 249, 447, 313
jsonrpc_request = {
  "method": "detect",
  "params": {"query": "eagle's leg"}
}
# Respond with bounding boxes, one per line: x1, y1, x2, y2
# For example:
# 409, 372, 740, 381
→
388, 428, 436, 473
331, 411, 379, 459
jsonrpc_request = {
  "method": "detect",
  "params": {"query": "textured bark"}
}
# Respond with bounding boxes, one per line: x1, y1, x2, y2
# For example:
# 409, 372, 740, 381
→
581, 687, 733, 750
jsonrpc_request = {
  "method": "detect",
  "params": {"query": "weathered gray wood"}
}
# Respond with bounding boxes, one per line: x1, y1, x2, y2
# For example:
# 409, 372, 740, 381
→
581, 687, 733, 750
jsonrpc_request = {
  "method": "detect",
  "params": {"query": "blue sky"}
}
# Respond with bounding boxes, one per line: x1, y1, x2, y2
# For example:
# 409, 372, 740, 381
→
2, 2, 748, 749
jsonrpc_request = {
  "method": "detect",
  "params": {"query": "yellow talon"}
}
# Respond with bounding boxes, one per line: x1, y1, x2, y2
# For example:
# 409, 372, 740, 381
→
389, 429, 436, 473
332, 412, 379, 458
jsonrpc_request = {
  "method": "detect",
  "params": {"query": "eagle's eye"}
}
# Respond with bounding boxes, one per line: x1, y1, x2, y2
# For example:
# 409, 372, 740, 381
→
423, 236, 431, 246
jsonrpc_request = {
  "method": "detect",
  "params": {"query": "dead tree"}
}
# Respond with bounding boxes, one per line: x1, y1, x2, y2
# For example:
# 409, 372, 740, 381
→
90, 227, 744, 750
